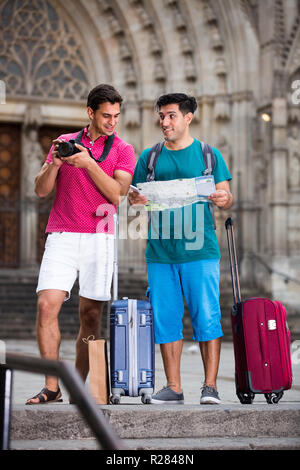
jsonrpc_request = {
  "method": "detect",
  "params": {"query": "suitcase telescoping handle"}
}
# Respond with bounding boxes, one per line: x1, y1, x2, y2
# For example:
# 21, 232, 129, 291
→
225, 217, 242, 307
113, 212, 118, 302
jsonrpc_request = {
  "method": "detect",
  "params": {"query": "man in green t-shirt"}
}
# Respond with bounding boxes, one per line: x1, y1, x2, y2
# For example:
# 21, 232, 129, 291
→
129, 93, 233, 404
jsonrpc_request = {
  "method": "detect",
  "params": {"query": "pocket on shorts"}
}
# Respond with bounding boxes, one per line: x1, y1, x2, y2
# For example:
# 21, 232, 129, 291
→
45, 232, 63, 248
146, 286, 151, 300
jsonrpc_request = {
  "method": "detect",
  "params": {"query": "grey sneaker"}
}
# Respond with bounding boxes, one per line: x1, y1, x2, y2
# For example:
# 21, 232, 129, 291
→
151, 386, 184, 405
200, 385, 221, 404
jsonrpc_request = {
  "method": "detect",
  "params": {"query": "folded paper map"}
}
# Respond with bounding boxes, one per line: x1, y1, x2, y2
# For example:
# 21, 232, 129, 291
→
136, 176, 216, 211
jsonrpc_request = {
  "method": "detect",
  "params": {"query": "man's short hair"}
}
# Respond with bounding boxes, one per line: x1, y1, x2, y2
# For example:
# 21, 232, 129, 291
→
87, 84, 123, 111
155, 93, 197, 115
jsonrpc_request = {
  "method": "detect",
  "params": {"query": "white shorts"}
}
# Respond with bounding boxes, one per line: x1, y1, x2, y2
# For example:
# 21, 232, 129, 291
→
36, 232, 114, 301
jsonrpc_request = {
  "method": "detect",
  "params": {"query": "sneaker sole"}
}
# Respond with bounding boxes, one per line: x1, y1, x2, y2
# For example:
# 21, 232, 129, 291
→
200, 397, 221, 404
151, 398, 184, 405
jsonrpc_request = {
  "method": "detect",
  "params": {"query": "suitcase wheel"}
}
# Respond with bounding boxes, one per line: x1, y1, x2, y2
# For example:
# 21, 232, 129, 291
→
264, 392, 283, 404
141, 394, 152, 405
237, 390, 255, 404
110, 394, 121, 405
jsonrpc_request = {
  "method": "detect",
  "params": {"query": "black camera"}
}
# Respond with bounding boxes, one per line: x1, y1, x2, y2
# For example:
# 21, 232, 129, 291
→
57, 140, 80, 158
56, 128, 114, 163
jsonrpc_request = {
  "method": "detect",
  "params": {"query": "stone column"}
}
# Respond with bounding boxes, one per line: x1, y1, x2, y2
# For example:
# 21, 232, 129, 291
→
200, 96, 214, 142
140, 100, 161, 150
20, 107, 43, 268
269, 97, 291, 305
270, 97, 288, 256
231, 93, 258, 285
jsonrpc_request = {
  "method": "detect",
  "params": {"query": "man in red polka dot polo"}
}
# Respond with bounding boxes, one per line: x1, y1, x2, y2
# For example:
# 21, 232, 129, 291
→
26, 84, 136, 404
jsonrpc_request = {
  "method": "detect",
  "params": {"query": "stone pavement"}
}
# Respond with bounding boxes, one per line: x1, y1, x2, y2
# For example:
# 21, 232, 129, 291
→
3, 339, 300, 450
5, 339, 300, 405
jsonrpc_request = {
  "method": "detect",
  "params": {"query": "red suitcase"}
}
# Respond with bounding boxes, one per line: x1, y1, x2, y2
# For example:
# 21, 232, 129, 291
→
225, 217, 292, 404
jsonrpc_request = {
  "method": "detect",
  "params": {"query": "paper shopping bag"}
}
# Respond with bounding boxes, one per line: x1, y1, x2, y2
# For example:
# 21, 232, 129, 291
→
83, 336, 110, 404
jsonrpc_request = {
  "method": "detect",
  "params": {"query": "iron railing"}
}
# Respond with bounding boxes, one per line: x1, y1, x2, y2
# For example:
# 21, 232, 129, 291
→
0, 352, 125, 450
248, 251, 300, 286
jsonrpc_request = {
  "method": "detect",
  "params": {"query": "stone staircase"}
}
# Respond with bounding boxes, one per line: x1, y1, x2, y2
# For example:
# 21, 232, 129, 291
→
9, 403, 300, 450
3, 271, 300, 452
0, 273, 149, 340
1, 273, 299, 341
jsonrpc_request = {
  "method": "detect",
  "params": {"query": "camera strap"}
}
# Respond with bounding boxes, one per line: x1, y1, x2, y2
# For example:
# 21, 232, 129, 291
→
74, 128, 115, 163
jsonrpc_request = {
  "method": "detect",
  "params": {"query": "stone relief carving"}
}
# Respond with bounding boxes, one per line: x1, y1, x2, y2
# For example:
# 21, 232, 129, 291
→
288, 37, 300, 76
133, 0, 153, 29
217, 134, 233, 172
213, 95, 230, 121
97, 0, 140, 127
22, 126, 43, 199
202, 1, 218, 24
21, 105, 43, 199
283, 7, 300, 72
164, 0, 197, 84
131, 0, 166, 94
124, 89, 140, 129
201, 1, 230, 120
251, 116, 268, 193
238, 0, 259, 36
253, 149, 268, 192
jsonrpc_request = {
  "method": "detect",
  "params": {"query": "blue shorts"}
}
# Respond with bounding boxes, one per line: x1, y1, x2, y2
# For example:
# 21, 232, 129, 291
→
147, 259, 223, 344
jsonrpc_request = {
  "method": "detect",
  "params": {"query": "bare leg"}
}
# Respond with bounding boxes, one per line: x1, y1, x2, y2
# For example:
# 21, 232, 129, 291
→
160, 340, 183, 393
75, 297, 104, 382
26, 289, 66, 404
199, 338, 221, 388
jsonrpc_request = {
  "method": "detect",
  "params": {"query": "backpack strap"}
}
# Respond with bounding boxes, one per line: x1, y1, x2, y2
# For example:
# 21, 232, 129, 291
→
146, 141, 164, 182
74, 128, 115, 163
200, 141, 216, 230
201, 142, 215, 175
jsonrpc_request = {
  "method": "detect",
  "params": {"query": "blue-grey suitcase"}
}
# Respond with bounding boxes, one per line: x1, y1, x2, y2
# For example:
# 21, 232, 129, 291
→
109, 215, 155, 404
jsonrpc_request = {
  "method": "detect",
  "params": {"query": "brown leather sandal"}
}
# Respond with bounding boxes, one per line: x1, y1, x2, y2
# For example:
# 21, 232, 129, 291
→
26, 387, 63, 405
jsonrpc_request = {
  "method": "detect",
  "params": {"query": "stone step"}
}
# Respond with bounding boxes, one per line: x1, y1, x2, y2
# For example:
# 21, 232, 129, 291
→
10, 404, 300, 441
1, 277, 299, 341
1, 312, 299, 342
7, 337, 300, 451
9, 436, 300, 451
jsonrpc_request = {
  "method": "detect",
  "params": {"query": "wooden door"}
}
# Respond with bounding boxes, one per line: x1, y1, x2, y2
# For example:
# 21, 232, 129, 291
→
0, 124, 21, 268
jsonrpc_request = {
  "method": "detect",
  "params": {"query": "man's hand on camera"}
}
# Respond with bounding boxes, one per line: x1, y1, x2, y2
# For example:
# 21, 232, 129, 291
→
128, 190, 148, 206
51, 139, 65, 168
60, 143, 93, 169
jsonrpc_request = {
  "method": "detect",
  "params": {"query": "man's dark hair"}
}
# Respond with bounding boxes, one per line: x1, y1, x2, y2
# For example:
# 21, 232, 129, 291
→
155, 93, 197, 115
87, 84, 123, 111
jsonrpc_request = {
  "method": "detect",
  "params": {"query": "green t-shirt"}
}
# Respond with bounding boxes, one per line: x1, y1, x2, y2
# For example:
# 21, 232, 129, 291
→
132, 139, 232, 264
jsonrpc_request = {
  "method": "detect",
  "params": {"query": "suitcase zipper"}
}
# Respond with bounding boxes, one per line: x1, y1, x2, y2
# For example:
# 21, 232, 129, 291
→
274, 301, 292, 388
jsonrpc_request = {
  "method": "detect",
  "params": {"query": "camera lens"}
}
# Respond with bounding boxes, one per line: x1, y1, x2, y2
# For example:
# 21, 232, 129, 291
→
58, 141, 74, 157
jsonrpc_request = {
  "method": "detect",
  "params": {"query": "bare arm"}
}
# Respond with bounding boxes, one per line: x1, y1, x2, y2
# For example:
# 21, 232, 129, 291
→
35, 139, 64, 198
208, 180, 233, 210
87, 161, 132, 205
